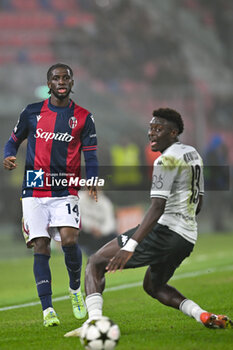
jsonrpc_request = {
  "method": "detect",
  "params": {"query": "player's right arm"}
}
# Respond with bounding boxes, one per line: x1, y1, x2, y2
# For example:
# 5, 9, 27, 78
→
3, 107, 28, 171
106, 197, 166, 272
106, 155, 177, 272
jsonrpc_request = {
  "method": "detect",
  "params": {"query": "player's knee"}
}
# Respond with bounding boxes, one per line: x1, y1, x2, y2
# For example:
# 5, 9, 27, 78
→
62, 236, 77, 246
143, 269, 161, 298
60, 228, 79, 246
143, 267, 153, 295
143, 280, 162, 299
143, 277, 153, 295
86, 253, 107, 275
87, 253, 102, 269
33, 237, 50, 255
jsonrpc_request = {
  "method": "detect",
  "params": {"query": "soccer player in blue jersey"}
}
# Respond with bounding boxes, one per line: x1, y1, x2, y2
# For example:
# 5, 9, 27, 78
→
3, 63, 98, 327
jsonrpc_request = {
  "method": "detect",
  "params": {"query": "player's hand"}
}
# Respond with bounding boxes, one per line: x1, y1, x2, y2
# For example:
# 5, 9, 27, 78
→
3, 156, 17, 170
88, 186, 98, 202
106, 250, 133, 273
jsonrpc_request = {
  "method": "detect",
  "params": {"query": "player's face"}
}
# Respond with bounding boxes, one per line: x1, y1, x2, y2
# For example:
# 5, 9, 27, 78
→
148, 117, 177, 153
48, 67, 74, 100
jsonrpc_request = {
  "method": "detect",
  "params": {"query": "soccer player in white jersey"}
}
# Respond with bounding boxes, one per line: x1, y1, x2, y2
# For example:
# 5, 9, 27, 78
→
65, 108, 232, 337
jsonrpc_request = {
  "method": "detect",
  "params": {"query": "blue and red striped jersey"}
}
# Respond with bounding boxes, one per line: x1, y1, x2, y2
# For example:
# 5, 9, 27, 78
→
4, 98, 98, 197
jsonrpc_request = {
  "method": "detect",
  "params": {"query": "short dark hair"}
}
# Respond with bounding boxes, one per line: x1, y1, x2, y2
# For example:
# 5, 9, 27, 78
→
152, 108, 184, 135
47, 63, 73, 81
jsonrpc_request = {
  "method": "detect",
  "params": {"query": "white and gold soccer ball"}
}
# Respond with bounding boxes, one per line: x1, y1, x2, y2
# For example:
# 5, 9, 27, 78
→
80, 316, 120, 350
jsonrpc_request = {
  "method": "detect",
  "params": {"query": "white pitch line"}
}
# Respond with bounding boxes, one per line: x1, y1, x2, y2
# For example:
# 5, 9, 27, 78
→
1, 265, 233, 312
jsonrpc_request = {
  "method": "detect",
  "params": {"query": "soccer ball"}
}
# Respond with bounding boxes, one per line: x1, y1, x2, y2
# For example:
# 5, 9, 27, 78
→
80, 316, 120, 350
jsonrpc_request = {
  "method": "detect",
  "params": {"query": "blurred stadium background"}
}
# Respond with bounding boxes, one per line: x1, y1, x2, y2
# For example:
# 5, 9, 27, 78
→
0, 0, 232, 260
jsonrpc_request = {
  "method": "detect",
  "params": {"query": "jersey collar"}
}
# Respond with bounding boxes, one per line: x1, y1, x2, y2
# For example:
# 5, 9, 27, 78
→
47, 98, 74, 112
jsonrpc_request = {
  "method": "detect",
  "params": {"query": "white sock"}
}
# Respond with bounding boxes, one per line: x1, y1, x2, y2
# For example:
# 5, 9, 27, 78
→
43, 307, 55, 317
69, 286, 81, 294
86, 293, 103, 319
179, 299, 207, 323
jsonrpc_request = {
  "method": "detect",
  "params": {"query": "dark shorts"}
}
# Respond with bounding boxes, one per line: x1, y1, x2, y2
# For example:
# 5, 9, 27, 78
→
117, 223, 194, 286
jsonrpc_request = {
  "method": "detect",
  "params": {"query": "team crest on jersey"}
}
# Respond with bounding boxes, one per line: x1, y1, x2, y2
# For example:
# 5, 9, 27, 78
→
68, 116, 78, 129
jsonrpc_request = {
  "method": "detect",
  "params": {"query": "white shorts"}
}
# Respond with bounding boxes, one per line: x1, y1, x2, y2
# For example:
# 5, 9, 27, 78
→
22, 196, 81, 246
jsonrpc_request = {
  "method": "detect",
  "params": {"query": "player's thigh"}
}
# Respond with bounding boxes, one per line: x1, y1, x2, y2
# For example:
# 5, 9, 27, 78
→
120, 224, 193, 274
150, 233, 194, 286
22, 197, 50, 239
49, 195, 80, 229
117, 225, 159, 269
85, 238, 120, 288
91, 226, 140, 262
59, 226, 79, 246
95, 237, 120, 260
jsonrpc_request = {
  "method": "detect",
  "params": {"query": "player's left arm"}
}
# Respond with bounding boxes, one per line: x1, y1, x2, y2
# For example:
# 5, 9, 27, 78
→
81, 114, 98, 201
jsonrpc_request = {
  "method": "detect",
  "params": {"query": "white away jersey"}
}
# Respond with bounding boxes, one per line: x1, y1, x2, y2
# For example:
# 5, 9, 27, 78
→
150, 142, 204, 244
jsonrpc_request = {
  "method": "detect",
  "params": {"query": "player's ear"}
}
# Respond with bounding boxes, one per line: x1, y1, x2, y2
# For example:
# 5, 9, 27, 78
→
47, 81, 51, 94
171, 128, 179, 138
70, 79, 74, 94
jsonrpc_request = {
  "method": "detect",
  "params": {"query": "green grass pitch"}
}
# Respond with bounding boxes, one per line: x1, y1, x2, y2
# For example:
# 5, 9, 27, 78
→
0, 233, 233, 350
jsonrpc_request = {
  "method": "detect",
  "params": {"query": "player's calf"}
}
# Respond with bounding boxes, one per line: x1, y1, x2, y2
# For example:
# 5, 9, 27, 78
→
85, 253, 109, 295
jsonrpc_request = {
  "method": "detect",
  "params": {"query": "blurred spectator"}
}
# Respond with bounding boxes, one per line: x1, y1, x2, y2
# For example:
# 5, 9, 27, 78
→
78, 190, 118, 256
205, 134, 229, 161
110, 140, 142, 187
204, 135, 230, 232
52, 0, 190, 88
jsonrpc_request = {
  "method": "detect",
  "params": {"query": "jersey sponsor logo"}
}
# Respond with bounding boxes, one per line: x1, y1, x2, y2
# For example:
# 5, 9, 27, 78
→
36, 279, 50, 286
152, 174, 163, 189
34, 128, 74, 142
36, 114, 42, 122
121, 234, 128, 246
68, 116, 78, 129
26, 169, 44, 187
175, 212, 195, 222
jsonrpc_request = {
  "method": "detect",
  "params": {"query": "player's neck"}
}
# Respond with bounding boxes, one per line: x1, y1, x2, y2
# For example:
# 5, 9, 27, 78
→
161, 140, 178, 153
50, 95, 70, 107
